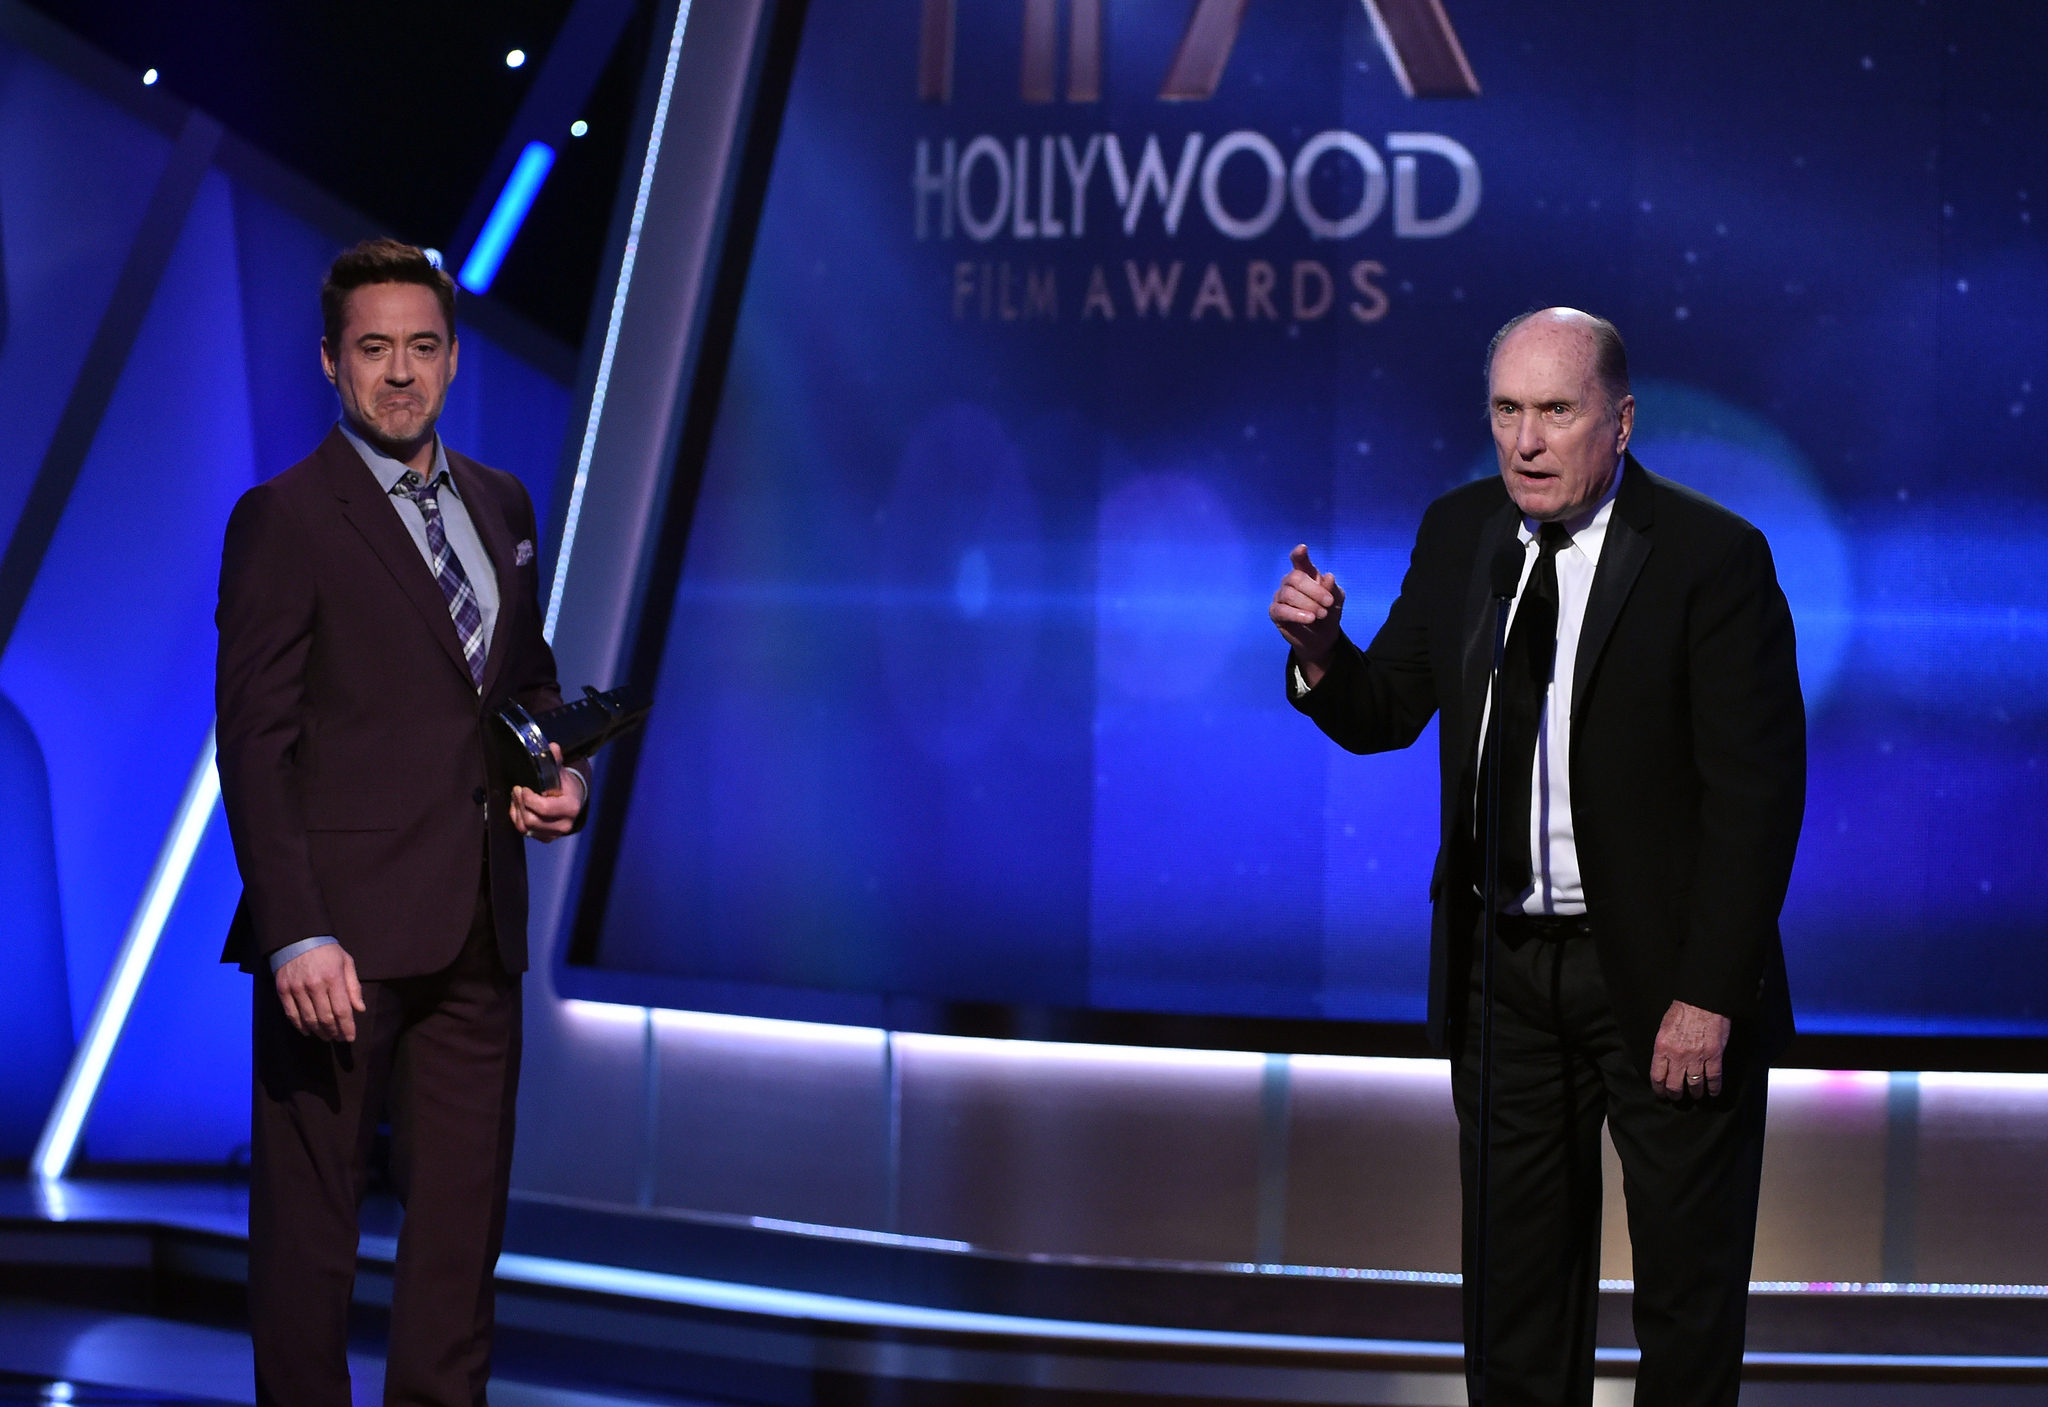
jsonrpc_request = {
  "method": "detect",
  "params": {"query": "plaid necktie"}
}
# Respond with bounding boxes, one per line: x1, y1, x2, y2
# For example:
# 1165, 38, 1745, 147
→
396, 470, 487, 688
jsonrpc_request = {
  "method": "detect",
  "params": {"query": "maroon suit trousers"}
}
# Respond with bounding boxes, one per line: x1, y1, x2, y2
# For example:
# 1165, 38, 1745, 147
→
249, 871, 522, 1407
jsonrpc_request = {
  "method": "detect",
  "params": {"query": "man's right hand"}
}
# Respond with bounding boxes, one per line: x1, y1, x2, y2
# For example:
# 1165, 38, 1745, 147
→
275, 943, 365, 1042
1270, 544, 1345, 688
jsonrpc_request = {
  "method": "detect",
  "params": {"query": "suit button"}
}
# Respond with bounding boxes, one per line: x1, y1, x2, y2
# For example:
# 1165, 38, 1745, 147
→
473, 786, 488, 806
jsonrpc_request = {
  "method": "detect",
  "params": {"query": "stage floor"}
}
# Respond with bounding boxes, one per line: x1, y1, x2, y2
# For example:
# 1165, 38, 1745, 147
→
2, 1180, 2043, 1406
0, 1306, 706, 1407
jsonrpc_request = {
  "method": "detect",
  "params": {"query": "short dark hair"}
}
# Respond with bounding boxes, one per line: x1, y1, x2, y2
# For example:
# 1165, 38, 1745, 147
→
320, 238, 456, 350
1485, 308, 1631, 410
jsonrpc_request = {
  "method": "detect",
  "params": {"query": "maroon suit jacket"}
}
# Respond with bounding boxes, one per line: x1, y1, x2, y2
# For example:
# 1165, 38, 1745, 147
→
216, 426, 585, 979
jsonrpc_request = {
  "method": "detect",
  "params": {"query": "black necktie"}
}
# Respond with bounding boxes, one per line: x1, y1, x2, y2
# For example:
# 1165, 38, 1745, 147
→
1481, 522, 1571, 902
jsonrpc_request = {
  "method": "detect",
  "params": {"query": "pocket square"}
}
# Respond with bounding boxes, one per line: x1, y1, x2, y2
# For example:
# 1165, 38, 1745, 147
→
515, 539, 535, 567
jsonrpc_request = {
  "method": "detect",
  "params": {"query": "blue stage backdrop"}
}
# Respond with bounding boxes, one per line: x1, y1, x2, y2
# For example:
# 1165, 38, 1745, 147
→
0, 23, 573, 1162
573, 0, 2047, 1041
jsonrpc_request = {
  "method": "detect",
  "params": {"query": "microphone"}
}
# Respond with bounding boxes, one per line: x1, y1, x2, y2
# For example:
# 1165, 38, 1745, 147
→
1490, 541, 1524, 600
1473, 534, 1523, 1399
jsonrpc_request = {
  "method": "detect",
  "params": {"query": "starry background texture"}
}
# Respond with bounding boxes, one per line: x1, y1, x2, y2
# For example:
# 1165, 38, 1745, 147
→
582, 0, 2047, 1040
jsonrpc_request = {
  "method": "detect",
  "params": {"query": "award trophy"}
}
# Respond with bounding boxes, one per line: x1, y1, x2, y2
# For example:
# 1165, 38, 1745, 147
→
492, 683, 654, 794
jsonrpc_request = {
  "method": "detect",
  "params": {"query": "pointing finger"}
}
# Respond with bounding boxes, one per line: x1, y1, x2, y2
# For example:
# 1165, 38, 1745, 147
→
1289, 544, 1318, 579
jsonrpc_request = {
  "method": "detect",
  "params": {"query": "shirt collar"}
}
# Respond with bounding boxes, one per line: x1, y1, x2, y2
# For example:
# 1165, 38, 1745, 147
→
337, 419, 453, 497
1517, 456, 1624, 564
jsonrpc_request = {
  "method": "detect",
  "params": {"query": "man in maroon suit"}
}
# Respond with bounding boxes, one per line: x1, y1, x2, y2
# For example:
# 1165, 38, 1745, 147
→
217, 238, 586, 1407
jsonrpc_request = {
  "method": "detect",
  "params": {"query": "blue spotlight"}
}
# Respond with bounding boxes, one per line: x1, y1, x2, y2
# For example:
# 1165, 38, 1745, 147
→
33, 726, 220, 1180
458, 142, 556, 294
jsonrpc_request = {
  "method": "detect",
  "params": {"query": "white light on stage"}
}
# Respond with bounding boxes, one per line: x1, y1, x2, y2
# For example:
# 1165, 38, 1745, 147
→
32, 726, 220, 1180
141, 68, 157, 85
33, 1178, 70, 1223
563, 998, 650, 1026
569, 997, 882, 1050
1767, 1068, 1891, 1090
544, 0, 696, 642
653, 1006, 885, 1048
490, 1250, 1458, 1355
505, 49, 526, 68
570, 120, 588, 138
1294, 1053, 1450, 1081
1919, 1070, 2048, 1093
893, 1030, 1264, 1071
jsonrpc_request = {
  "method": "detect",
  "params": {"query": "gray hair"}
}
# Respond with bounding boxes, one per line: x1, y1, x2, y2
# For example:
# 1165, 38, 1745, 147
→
1485, 309, 1631, 411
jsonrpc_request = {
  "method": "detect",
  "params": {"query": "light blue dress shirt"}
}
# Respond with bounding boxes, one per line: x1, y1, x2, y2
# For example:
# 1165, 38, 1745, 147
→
337, 421, 501, 653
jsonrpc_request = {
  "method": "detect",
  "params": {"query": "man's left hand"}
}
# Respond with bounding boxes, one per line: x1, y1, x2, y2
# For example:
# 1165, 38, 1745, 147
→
1650, 999, 1732, 1099
511, 743, 584, 842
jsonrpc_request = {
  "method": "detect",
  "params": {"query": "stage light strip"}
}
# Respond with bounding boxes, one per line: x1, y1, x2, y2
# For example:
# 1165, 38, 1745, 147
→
458, 142, 557, 294
493, 1251, 1462, 1356
33, 725, 220, 1180
489, 1252, 2048, 1369
570, 1001, 2046, 1092
543, 0, 695, 643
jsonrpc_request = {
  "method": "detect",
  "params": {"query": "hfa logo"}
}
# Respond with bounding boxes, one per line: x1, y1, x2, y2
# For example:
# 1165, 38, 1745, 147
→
917, 0, 1480, 104
915, 1, 1484, 325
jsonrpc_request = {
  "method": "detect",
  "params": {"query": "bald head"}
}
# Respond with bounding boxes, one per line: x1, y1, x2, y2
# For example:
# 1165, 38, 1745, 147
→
1486, 308, 1630, 414
1486, 308, 1635, 522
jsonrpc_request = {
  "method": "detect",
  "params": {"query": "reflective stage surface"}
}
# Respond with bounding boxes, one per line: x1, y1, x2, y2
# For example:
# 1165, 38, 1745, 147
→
3, 1179, 2044, 1406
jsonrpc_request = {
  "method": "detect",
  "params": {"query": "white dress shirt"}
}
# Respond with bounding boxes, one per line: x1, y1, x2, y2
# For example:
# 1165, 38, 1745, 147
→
1477, 460, 1625, 915
1289, 461, 1628, 920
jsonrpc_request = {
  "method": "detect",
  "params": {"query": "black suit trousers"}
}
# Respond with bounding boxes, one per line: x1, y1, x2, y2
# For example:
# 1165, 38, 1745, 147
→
249, 868, 522, 1407
1453, 921, 1768, 1407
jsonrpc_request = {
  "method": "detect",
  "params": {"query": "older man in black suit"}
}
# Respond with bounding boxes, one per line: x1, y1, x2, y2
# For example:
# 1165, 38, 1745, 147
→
1271, 308, 1806, 1407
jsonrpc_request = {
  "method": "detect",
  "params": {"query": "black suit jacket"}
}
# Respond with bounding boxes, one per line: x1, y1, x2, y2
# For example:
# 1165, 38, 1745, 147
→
1293, 457, 1806, 1076
216, 426, 585, 979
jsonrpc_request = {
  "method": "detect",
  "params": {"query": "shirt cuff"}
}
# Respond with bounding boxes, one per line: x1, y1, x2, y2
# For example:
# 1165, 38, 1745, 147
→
1290, 663, 1313, 700
269, 936, 339, 972
562, 766, 588, 808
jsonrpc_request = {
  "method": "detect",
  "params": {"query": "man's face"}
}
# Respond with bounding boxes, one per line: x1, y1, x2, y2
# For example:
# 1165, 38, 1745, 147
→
1488, 315, 1633, 522
321, 282, 457, 452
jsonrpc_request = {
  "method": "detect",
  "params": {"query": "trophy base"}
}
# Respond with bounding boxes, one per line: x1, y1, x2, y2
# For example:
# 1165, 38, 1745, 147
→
493, 702, 561, 793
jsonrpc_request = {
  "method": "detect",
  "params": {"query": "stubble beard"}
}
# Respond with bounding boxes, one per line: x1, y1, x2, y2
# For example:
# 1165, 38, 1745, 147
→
355, 398, 437, 460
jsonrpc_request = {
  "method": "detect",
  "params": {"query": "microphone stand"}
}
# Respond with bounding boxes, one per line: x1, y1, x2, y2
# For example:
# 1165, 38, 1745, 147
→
1471, 565, 1517, 1405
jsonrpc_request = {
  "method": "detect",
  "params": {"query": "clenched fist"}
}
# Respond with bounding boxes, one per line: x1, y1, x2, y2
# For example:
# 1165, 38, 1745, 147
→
1649, 999, 1732, 1099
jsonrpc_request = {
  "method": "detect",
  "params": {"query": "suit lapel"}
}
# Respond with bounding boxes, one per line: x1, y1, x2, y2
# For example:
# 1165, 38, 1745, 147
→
320, 428, 477, 688
1460, 495, 1522, 757
1570, 454, 1654, 733
448, 451, 519, 702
